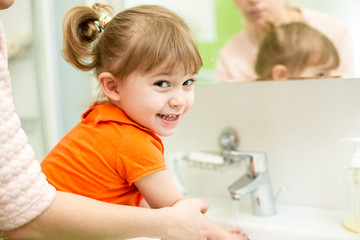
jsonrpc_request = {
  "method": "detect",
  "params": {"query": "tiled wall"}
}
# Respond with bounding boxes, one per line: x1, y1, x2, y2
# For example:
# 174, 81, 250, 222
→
163, 78, 360, 209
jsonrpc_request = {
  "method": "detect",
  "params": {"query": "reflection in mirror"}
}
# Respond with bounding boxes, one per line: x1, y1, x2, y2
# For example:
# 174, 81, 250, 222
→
212, 0, 359, 83
5, 0, 360, 157
254, 22, 341, 81
126, 1, 360, 83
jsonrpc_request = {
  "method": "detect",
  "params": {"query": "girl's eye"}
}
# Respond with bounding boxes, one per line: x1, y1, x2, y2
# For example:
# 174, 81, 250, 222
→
154, 81, 170, 87
183, 79, 195, 86
316, 72, 325, 77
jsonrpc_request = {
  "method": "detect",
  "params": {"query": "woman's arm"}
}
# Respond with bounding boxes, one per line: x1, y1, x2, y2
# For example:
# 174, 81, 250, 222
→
2, 191, 220, 240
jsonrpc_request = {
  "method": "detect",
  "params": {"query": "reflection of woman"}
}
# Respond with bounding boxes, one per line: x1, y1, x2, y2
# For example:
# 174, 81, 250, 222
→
215, 0, 354, 82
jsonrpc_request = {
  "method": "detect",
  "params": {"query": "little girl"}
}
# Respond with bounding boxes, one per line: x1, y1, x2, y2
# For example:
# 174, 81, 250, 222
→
41, 5, 246, 239
255, 22, 340, 81
41, 3, 203, 209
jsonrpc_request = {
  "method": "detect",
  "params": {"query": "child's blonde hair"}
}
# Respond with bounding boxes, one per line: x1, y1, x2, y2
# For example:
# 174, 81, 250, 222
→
255, 22, 340, 80
62, 4, 202, 83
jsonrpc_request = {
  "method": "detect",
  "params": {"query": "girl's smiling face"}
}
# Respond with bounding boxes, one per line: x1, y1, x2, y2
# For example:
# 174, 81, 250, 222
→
113, 66, 196, 137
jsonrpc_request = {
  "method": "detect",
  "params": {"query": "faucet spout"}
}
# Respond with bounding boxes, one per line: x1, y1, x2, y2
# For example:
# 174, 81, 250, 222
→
226, 151, 276, 216
218, 128, 276, 216
228, 172, 265, 200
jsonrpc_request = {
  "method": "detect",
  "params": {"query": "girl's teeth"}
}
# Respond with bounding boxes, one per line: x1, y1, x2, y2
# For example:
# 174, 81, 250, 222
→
159, 114, 177, 120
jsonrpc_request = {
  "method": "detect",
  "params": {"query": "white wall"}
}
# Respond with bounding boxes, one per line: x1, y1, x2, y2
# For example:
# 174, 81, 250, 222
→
163, 78, 360, 210
3, 0, 48, 160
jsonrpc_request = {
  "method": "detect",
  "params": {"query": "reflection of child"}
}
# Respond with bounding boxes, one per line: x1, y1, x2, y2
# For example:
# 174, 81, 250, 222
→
41, 3, 202, 208
255, 22, 340, 81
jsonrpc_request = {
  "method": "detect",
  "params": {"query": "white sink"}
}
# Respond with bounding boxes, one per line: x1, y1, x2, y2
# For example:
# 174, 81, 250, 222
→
206, 197, 358, 240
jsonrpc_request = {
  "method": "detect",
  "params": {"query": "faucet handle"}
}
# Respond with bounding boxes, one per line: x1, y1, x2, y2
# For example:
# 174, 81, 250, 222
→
218, 127, 239, 151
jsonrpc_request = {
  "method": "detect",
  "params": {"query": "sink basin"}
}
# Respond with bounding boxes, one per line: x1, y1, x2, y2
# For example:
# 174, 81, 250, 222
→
206, 197, 358, 240
127, 196, 358, 240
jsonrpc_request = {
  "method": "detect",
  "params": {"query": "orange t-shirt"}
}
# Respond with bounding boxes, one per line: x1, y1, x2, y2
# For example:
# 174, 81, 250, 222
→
41, 103, 166, 206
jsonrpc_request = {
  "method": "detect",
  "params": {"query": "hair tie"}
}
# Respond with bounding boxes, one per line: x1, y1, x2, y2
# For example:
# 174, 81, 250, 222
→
98, 13, 112, 29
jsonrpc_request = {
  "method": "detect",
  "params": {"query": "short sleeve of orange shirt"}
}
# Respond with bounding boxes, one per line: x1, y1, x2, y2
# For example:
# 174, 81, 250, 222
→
41, 103, 166, 206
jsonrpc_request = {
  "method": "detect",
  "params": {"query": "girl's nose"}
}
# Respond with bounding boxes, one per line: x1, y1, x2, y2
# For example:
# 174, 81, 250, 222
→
169, 92, 186, 108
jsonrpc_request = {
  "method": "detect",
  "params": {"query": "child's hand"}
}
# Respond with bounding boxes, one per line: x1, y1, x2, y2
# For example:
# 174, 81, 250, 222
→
206, 220, 248, 240
166, 198, 248, 240
220, 224, 243, 235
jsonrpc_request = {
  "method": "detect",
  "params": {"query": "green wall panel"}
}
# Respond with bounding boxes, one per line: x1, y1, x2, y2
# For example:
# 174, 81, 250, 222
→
198, 0, 245, 70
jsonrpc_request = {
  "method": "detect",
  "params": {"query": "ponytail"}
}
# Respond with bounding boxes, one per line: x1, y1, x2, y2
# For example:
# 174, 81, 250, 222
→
62, 4, 112, 71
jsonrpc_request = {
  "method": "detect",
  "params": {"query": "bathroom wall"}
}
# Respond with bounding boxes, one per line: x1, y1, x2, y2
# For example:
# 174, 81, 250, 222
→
163, 78, 360, 210
3, 0, 48, 160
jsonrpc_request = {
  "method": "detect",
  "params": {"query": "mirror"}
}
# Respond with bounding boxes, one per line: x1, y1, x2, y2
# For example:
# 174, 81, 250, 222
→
5, 0, 360, 157
124, 0, 360, 82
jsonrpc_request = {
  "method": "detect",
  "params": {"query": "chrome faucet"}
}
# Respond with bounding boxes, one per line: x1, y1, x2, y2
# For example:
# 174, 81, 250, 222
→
219, 128, 276, 216
226, 151, 276, 216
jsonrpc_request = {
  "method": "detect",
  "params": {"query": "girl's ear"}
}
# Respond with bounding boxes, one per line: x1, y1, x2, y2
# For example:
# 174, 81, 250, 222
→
272, 64, 289, 81
98, 72, 121, 101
